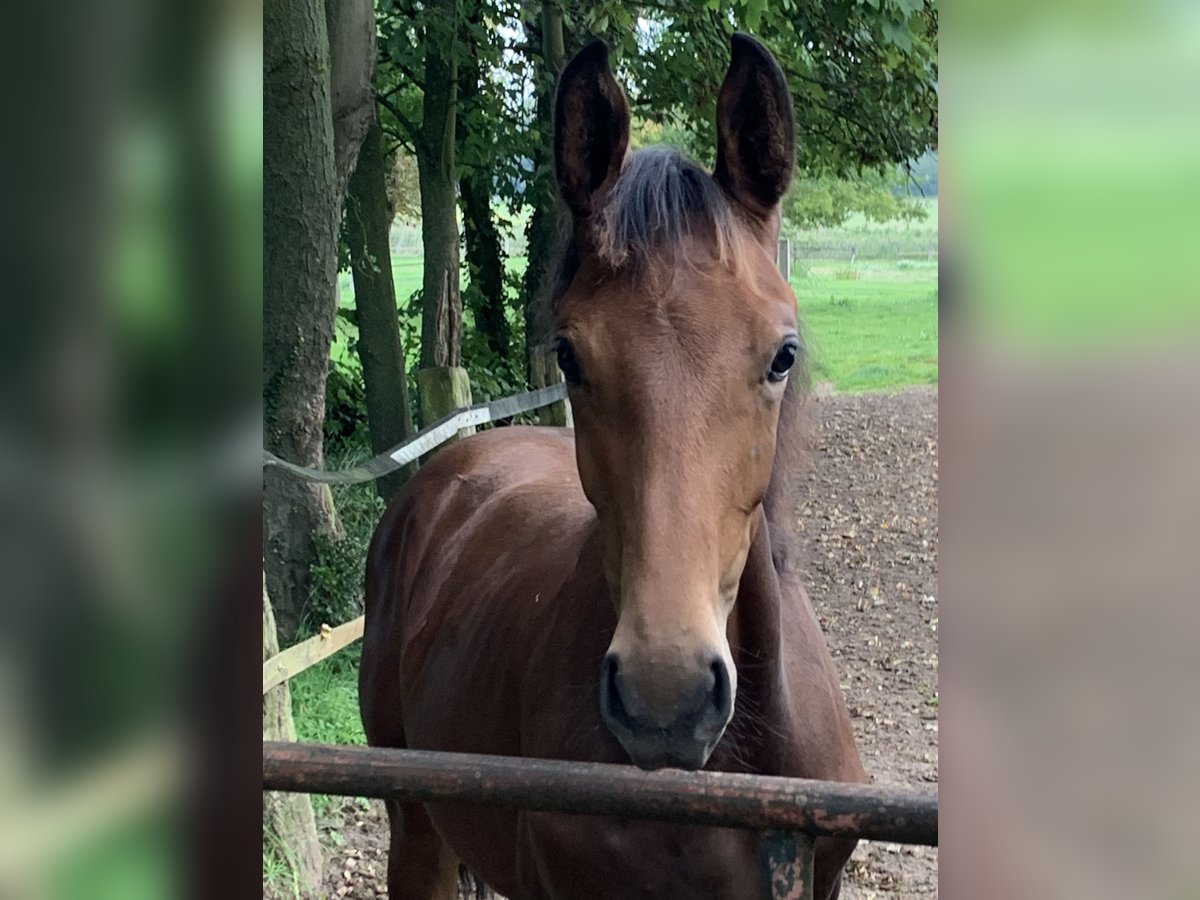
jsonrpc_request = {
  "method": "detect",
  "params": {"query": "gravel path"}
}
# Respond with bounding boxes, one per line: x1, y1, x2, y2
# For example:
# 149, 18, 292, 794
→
798, 387, 939, 898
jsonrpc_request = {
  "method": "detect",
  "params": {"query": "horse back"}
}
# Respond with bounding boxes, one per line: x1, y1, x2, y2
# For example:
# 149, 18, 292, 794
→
360, 425, 594, 755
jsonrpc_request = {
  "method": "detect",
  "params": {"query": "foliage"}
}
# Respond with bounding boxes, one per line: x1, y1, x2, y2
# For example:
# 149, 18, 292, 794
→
788, 196, 937, 259
397, 286, 423, 407
337, 0, 937, 445
323, 342, 372, 454
785, 168, 929, 230
609, 0, 938, 176
628, 115, 702, 156
461, 267, 528, 402
305, 476, 386, 636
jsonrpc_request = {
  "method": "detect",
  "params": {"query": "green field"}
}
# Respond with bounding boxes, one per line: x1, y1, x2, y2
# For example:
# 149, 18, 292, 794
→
794, 259, 938, 391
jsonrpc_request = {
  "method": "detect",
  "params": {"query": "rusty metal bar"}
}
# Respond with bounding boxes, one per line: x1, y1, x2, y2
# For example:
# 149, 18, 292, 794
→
762, 831, 816, 900
263, 742, 937, 846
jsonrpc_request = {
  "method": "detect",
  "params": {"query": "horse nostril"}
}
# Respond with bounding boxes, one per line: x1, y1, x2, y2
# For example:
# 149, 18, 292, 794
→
709, 659, 732, 722
601, 654, 634, 730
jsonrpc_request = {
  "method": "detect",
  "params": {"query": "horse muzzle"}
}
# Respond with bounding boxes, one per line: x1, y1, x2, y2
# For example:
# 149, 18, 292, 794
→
599, 651, 735, 770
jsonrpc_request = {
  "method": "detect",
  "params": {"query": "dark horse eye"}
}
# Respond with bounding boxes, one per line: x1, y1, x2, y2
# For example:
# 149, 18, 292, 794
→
768, 340, 798, 383
555, 339, 582, 385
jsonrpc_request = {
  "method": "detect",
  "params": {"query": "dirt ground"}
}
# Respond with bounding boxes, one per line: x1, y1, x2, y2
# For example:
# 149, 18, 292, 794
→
796, 387, 939, 898
308, 386, 939, 899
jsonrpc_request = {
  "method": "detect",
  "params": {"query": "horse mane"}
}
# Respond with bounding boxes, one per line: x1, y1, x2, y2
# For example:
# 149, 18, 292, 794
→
762, 375, 809, 575
538, 145, 809, 574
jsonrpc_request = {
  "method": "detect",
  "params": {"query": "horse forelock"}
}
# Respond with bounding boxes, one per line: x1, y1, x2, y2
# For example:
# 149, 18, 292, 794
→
592, 147, 740, 272
542, 147, 741, 319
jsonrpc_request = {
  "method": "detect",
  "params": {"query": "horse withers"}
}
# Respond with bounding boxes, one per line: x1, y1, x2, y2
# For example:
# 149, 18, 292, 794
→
360, 33, 866, 900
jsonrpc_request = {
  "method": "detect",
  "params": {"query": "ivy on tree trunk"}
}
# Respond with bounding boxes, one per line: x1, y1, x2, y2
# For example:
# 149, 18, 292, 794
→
460, 173, 510, 360
263, 0, 342, 640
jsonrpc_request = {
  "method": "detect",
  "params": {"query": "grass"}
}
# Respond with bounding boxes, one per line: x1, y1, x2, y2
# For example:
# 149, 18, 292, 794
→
288, 644, 367, 819
793, 258, 938, 392
290, 645, 365, 746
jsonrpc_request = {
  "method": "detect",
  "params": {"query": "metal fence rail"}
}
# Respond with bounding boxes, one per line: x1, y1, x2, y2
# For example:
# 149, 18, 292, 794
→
263, 743, 936, 844
263, 742, 937, 844
263, 383, 567, 486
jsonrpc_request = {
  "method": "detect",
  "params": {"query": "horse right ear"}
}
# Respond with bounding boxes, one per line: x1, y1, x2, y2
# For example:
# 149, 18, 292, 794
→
554, 40, 631, 222
714, 33, 796, 223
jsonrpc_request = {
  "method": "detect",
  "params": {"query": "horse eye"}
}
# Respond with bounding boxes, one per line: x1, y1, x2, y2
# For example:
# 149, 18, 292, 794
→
768, 341, 798, 383
556, 339, 582, 385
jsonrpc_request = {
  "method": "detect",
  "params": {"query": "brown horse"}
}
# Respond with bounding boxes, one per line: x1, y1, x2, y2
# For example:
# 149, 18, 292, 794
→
360, 34, 866, 900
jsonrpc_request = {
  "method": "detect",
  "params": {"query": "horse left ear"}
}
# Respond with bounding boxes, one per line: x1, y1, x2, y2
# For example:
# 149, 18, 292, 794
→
554, 40, 631, 222
714, 33, 796, 222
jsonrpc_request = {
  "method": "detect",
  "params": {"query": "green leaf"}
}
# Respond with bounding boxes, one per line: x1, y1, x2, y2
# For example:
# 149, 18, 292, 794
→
881, 17, 913, 52
744, 0, 767, 31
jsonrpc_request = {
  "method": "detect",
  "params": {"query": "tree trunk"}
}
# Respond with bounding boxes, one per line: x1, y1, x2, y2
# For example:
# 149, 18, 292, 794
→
414, 0, 472, 432
347, 117, 418, 500
521, 1, 571, 426
458, 9, 510, 363
459, 172, 510, 361
326, 0, 376, 208
263, 576, 324, 893
264, 0, 342, 640
417, 0, 463, 373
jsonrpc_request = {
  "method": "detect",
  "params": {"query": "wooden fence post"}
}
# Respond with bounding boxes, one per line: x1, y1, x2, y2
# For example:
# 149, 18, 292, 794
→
530, 346, 572, 428
417, 365, 475, 442
777, 238, 791, 282
262, 576, 324, 893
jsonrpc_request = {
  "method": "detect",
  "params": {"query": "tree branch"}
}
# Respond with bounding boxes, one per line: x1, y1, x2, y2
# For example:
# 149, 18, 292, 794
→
781, 63, 855, 93
375, 91, 421, 145
382, 131, 417, 158
381, 58, 421, 95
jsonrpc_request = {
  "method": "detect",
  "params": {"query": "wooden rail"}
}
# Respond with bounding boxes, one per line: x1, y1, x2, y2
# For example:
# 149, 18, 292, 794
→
262, 617, 365, 694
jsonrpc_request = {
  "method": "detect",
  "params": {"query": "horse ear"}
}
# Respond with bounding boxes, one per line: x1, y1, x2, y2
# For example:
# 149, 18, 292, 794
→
713, 33, 796, 221
554, 40, 631, 221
